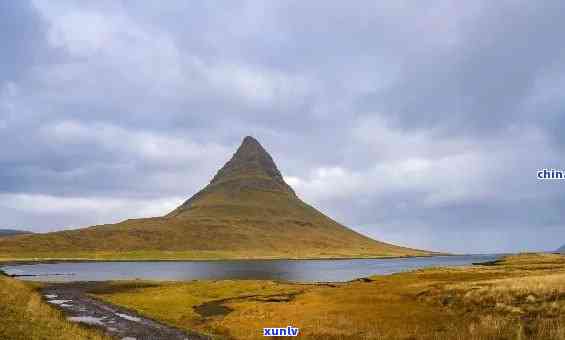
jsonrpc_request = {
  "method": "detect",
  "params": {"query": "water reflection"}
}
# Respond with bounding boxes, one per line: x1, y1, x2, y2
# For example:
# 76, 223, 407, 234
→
1, 254, 499, 283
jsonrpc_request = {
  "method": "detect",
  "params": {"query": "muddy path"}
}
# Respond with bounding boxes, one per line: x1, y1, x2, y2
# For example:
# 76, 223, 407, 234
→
42, 282, 210, 340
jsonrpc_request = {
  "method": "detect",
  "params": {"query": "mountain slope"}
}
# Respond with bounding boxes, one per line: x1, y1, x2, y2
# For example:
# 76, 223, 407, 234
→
0, 136, 431, 260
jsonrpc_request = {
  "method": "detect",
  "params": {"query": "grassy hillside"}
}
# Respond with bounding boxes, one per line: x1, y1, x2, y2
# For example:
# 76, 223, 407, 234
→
0, 274, 108, 340
0, 189, 426, 260
0, 136, 429, 260
92, 253, 565, 339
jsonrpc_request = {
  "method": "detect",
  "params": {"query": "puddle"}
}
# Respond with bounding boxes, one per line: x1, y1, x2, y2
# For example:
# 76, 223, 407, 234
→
48, 299, 72, 305
193, 301, 234, 317
60, 304, 72, 308
116, 313, 141, 322
122, 337, 137, 340
67, 316, 105, 326
44, 294, 58, 299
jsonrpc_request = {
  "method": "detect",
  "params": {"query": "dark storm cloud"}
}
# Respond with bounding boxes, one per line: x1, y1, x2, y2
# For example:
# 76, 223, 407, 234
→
1, 0, 564, 252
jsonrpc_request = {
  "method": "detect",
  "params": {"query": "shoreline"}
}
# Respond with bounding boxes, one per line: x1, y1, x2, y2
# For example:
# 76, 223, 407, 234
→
0, 252, 461, 267
24, 256, 501, 338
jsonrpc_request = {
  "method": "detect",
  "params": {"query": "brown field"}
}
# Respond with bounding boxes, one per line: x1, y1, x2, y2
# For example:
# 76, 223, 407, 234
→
88, 253, 565, 339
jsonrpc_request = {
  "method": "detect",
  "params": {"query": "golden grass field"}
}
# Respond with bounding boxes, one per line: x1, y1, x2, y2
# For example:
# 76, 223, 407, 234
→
87, 253, 565, 340
2, 253, 564, 339
0, 274, 109, 340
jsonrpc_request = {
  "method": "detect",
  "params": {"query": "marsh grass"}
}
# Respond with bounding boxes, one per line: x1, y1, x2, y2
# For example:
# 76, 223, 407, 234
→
0, 275, 109, 340
419, 254, 565, 340
91, 254, 565, 339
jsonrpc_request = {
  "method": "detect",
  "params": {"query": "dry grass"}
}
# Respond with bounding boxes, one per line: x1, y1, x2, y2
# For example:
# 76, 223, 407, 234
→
423, 254, 565, 339
91, 280, 307, 338
0, 274, 109, 340
447, 272, 565, 307
91, 253, 565, 340
0, 189, 428, 261
93, 274, 469, 339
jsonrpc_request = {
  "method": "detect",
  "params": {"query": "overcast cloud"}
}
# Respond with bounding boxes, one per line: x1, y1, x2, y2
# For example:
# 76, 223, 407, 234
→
1, 0, 565, 253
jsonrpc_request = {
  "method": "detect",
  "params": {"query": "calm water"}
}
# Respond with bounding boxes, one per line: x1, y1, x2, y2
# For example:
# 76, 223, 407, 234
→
1, 254, 499, 283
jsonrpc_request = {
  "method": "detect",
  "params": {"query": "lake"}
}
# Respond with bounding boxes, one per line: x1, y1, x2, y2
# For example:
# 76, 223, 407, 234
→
1, 254, 499, 283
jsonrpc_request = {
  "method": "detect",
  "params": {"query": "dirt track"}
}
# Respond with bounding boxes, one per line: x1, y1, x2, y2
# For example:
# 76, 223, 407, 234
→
42, 283, 210, 340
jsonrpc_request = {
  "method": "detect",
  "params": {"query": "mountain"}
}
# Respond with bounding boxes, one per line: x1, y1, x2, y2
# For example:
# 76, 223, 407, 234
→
557, 245, 565, 253
168, 136, 297, 217
0, 229, 32, 238
0, 136, 430, 260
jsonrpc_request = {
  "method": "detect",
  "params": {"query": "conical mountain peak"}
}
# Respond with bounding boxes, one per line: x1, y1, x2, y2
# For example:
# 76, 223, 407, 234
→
240, 135, 262, 150
210, 136, 287, 186
5, 135, 430, 260
168, 136, 296, 217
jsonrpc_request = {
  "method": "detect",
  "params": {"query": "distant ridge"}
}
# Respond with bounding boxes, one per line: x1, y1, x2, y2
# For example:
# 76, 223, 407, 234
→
557, 245, 565, 253
0, 229, 32, 238
0, 136, 431, 260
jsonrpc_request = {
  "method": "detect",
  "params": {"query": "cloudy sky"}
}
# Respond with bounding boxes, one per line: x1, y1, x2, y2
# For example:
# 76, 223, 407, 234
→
2, 1, 565, 253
